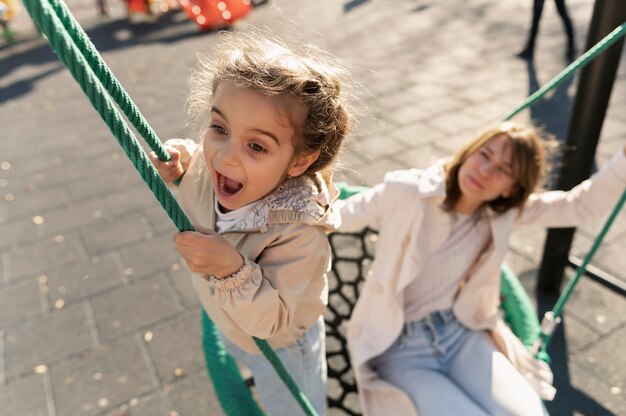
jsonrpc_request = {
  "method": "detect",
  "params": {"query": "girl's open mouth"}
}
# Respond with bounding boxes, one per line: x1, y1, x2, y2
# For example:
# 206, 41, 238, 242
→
217, 172, 243, 197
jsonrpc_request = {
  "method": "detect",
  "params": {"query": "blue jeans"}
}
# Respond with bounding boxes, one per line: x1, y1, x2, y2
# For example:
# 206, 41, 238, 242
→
371, 309, 548, 416
219, 317, 327, 416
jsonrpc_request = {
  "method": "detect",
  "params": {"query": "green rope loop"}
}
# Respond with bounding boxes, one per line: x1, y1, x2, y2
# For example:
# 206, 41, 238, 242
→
46, 0, 171, 161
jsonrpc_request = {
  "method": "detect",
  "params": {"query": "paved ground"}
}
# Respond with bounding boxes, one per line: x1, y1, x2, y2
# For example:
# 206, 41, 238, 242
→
1, 0, 625, 415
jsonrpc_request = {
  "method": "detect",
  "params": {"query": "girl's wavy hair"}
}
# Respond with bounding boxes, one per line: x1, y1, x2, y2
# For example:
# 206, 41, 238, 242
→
443, 122, 554, 214
187, 32, 352, 182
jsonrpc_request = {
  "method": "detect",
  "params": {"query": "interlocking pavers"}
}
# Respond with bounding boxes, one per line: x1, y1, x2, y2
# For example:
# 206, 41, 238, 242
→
0, 0, 624, 414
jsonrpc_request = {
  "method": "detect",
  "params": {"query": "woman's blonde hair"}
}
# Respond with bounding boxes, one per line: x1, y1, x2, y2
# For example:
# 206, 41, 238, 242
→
187, 32, 352, 181
443, 122, 553, 213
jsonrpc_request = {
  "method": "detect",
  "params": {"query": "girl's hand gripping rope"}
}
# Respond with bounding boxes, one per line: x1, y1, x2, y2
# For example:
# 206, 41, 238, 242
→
174, 225, 244, 279
149, 146, 184, 183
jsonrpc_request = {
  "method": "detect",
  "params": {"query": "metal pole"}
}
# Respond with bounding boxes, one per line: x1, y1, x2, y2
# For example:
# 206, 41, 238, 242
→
537, 0, 626, 295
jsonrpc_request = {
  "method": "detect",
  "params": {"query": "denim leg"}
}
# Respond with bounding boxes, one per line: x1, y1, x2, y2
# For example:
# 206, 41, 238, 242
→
371, 311, 489, 416
447, 330, 549, 416
219, 317, 327, 416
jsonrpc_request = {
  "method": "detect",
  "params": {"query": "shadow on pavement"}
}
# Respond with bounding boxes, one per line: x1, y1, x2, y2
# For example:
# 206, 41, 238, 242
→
0, 9, 219, 104
535, 292, 615, 416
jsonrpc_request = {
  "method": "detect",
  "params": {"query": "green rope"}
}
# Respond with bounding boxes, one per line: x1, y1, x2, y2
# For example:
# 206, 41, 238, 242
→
22, 0, 192, 232
45, 0, 170, 161
500, 21, 626, 351
253, 338, 318, 416
202, 311, 265, 416
540, 188, 626, 350
503, 22, 626, 121
23, 1, 318, 414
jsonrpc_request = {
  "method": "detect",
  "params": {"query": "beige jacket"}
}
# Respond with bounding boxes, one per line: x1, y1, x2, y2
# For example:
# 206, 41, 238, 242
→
337, 149, 626, 416
168, 139, 340, 354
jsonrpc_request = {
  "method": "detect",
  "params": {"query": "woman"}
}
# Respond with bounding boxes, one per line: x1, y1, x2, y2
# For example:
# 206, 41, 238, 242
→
337, 122, 626, 415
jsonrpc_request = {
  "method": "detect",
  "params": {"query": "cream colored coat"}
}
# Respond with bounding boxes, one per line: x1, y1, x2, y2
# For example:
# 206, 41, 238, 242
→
337, 149, 626, 416
168, 139, 340, 355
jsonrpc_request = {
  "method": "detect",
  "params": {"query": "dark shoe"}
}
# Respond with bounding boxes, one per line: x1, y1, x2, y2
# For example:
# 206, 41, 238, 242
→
515, 47, 533, 60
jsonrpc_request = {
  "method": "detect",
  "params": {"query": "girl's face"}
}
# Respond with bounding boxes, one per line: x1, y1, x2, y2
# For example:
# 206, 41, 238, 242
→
203, 80, 317, 212
456, 134, 516, 214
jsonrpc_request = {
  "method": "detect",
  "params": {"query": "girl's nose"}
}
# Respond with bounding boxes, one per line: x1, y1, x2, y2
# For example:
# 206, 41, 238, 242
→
219, 139, 239, 165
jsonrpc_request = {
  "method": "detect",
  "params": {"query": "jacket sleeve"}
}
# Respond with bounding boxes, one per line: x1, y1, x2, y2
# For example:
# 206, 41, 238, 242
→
335, 183, 387, 232
196, 224, 330, 339
516, 149, 626, 228
336, 169, 420, 232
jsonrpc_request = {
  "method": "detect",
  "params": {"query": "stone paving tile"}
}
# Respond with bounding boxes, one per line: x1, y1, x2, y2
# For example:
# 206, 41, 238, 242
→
569, 324, 626, 389
0, 275, 44, 328
3, 186, 70, 222
0, 215, 43, 249
104, 185, 157, 217
6, 233, 87, 281
103, 392, 167, 416
0, 373, 50, 416
143, 309, 204, 383
564, 277, 626, 336
117, 233, 183, 281
51, 336, 156, 416
80, 213, 152, 255
166, 262, 201, 310
65, 170, 142, 203
91, 274, 183, 342
39, 198, 109, 236
42, 252, 125, 307
551, 358, 626, 416
160, 369, 226, 416
4, 302, 94, 379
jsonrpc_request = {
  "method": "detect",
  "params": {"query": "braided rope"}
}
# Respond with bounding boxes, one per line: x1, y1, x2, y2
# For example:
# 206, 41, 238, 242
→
22, 1, 315, 414
46, 0, 170, 161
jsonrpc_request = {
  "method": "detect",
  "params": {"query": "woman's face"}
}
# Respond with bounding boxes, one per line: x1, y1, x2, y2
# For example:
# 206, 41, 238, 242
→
456, 134, 516, 214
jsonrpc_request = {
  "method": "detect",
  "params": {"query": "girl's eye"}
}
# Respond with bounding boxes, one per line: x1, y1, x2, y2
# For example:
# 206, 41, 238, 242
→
249, 143, 267, 153
210, 124, 227, 135
479, 150, 489, 159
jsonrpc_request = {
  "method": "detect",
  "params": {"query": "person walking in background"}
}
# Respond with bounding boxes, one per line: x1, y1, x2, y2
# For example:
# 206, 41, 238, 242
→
517, 0, 576, 61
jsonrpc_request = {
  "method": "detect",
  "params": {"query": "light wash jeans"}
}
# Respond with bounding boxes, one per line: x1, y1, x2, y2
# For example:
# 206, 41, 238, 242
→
371, 309, 549, 416
219, 317, 327, 416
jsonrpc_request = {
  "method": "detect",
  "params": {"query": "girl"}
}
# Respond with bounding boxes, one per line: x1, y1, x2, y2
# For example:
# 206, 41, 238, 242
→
150, 32, 352, 416
337, 122, 626, 416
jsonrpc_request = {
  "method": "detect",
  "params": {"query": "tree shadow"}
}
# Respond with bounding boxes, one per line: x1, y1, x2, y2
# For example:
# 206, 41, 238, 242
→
524, 58, 575, 188
0, 9, 221, 104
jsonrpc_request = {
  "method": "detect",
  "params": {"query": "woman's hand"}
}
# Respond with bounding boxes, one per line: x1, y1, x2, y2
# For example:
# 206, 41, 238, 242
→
149, 146, 184, 182
174, 225, 244, 279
